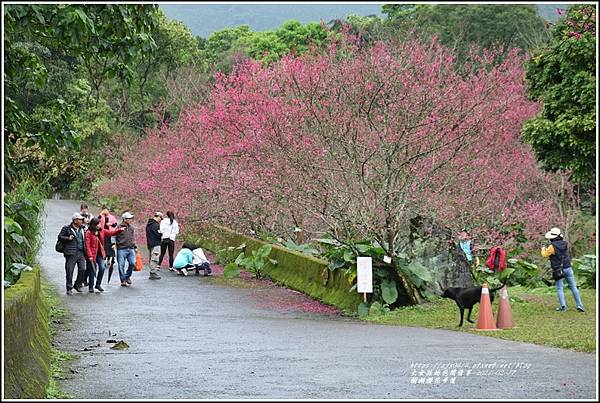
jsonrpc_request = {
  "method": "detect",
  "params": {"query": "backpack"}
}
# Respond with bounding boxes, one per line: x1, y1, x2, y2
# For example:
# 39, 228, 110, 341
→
55, 238, 65, 253
485, 246, 507, 272
55, 226, 75, 254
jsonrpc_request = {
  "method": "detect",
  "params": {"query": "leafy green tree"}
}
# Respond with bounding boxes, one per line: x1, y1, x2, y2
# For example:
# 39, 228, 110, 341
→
237, 31, 287, 63
200, 20, 330, 66
4, 4, 160, 189
273, 20, 329, 55
345, 14, 385, 40
106, 10, 203, 128
522, 5, 596, 186
200, 25, 252, 67
382, 4, 549, 60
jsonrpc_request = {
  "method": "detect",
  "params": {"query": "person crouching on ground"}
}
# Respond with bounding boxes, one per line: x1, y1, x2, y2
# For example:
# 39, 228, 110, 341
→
173, 242, 203, 276
85, 217, 124, 292
145, 212, 163, 280
541, 227, 585, 313
192, 245, 212, 276
116, 211, 137, 287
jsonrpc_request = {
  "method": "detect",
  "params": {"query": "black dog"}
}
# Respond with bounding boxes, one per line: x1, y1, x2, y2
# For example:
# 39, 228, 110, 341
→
442, 284, 505, 327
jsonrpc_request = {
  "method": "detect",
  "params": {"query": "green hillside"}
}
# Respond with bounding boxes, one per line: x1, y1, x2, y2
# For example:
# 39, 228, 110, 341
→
161, 3, 574, 38
160, 3, 382, 38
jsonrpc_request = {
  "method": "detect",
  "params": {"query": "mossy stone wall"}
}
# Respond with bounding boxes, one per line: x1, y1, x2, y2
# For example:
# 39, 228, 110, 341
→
189, 225, 363, 312
3, 266, 51, 398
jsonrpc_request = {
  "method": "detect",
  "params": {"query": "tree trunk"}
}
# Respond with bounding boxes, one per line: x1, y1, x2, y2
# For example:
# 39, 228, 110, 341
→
392, 260, 423, 305
387, 229, 422, 305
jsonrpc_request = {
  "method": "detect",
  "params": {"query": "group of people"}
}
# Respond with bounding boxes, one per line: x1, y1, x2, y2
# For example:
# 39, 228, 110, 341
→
57, 204, 211, 295
59, 203, 584, 313
145, 211, 212, 278
457, 226, 585, 313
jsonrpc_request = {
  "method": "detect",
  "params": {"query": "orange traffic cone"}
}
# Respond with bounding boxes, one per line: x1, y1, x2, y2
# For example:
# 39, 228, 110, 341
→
476, 283, 497, 331
496, 285, 514, 329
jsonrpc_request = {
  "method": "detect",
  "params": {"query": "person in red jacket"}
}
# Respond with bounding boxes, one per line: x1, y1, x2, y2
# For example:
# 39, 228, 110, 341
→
85, 217, 124, 292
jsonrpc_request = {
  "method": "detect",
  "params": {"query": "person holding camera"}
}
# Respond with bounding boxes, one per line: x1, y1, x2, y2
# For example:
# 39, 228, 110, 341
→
541, 227, 585, 313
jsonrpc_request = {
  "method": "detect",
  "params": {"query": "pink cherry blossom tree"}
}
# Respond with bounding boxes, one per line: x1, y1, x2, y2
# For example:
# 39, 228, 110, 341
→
100, 34, 570, 304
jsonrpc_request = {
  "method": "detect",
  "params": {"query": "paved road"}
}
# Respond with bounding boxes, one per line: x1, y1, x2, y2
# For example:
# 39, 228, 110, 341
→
41, 199, 596, 399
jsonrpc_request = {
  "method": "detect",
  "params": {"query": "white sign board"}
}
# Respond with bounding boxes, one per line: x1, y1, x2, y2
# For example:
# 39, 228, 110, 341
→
383, 255, 392, 264
357, 256, 373, 293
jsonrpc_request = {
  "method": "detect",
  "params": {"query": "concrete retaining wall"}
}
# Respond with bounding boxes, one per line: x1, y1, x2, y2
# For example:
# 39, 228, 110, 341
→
3, 266, 51, 398
189, 225, 363, 312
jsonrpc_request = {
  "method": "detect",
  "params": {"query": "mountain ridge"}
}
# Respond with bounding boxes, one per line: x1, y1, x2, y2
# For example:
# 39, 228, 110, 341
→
160, 3, 570, 38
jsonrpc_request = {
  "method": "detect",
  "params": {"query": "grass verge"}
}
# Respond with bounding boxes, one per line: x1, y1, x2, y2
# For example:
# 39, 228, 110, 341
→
363, 286, 596, 353
41, 280, 76, 399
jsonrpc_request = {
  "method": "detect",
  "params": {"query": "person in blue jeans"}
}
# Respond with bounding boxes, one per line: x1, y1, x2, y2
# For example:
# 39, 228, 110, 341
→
541, 227, 585, 312
116, 211, 137, 287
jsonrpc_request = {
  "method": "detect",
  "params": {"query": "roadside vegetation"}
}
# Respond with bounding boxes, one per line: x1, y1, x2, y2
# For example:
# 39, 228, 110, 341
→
4, 179, 47, 288
41, 280, 76, 399
363, 286, 596, 353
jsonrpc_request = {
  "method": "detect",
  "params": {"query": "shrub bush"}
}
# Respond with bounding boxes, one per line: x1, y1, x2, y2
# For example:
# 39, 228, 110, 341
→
214, 243, 246, 265
4, 178, 47, 288
572, 255, 596, 289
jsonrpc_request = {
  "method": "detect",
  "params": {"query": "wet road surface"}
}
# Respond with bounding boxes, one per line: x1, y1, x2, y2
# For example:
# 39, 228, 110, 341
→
40, 200, 597, 399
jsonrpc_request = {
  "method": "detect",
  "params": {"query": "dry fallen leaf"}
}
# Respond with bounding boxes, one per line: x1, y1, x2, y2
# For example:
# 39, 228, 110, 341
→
110, 340, 129, 350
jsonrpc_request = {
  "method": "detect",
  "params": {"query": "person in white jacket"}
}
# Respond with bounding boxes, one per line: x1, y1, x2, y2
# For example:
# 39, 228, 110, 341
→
192, 246, 212, 276
158, 210, 179, 270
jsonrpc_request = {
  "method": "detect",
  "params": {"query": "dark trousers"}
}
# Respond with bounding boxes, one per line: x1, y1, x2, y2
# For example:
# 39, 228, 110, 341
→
84, 259, 93, 285
65, 250, 86, 291
197, 262, 211, 274
158, 239, 175, 268
180, 262, 211, 274
86, 256, 106, 290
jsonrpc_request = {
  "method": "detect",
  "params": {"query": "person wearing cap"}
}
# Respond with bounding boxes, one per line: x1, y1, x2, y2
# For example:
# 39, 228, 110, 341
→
145, 212, 163, 280
541, 227, 585, 312
57, 212, 87, 295
115, 211, 138, 287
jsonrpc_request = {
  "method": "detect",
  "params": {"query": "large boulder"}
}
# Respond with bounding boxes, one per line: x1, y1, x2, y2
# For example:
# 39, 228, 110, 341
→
407, 215, 474, 298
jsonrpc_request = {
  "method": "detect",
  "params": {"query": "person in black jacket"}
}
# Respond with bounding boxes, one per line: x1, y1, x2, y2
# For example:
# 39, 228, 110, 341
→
57, 213, 87, 295
145, 212, 163, 280
541, 227, 585, 312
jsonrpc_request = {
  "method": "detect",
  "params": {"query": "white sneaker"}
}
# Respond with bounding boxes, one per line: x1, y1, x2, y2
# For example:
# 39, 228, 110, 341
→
169, 267, 175, 272
181, 268, 188, 276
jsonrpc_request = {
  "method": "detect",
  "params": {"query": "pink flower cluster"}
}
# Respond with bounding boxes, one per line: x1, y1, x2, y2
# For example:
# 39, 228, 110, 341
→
99, 35, 570, 253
